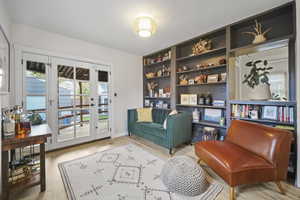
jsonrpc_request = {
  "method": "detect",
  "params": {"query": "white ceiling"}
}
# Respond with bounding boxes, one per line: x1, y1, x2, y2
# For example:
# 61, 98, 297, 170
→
5, 0, 292, 56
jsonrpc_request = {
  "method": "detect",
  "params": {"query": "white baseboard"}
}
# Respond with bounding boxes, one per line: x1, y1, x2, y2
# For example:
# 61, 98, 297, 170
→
112, 132, 128, 138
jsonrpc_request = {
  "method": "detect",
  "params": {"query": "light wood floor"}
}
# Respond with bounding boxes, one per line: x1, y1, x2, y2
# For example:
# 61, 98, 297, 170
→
11, 136, 300, 200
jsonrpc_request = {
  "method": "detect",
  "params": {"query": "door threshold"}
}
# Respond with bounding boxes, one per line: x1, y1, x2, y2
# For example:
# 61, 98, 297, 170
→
46, 137, 112, 153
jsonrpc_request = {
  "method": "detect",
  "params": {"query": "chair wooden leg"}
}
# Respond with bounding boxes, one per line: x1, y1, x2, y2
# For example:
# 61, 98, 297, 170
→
275, 182, 285, 195
229, 187, 236, 200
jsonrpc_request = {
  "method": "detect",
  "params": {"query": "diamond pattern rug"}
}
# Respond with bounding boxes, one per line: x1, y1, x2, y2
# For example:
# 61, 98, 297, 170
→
58, 143, 223, 200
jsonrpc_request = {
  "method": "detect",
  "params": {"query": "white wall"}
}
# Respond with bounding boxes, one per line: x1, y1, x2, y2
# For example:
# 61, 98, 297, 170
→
296, 0, 300, 188
11, 24, 143, 138
0, 0, 11, 195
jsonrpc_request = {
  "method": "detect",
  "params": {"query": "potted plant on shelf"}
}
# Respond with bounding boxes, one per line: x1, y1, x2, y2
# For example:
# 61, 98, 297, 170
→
242, 59, 273, 100
243, 20, 271, 44
147, 82, 158, 98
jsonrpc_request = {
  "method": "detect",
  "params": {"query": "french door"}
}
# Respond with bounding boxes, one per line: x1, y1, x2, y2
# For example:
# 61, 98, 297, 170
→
22, 53, 111, 150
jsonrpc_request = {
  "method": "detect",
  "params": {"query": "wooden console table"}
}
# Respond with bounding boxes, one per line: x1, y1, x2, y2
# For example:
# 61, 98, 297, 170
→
1, 124, 52, 200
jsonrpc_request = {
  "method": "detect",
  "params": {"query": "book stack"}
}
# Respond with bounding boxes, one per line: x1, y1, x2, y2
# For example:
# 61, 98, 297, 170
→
278, 106, 294, 123
231, 104, 295, 124
231, 104, 259, 118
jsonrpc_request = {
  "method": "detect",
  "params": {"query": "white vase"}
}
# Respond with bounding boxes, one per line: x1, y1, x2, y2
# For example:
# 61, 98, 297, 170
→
248, 84, 271, 100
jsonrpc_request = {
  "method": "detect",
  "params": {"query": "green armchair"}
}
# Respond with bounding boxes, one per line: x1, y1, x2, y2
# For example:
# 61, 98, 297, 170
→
128, 108, 192, 154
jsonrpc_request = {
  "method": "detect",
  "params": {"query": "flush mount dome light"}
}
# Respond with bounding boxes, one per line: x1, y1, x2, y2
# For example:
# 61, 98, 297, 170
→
134, 16, 157, 38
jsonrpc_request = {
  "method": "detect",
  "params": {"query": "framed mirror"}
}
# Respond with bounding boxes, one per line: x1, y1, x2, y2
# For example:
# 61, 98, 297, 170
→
230, 46, 289, 101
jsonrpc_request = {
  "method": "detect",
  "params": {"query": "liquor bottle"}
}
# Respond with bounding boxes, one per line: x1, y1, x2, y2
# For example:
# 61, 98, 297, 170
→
14, 106, 26, 135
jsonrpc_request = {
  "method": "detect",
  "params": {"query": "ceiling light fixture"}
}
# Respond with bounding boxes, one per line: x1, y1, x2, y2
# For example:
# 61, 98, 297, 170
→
134, 16, 157, 38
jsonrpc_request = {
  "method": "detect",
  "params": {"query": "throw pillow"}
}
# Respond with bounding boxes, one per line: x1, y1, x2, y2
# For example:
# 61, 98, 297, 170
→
163, 110, 178, 129
137, 108, 153, 122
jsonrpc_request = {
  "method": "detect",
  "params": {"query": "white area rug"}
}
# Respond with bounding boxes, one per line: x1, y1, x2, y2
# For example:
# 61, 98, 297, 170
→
58, 143, 223, 200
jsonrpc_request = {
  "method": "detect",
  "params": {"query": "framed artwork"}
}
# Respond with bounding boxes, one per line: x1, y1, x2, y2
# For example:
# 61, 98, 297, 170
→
204, 108, 222, 123
0, 24, 10, 93
262, 106, 278, 120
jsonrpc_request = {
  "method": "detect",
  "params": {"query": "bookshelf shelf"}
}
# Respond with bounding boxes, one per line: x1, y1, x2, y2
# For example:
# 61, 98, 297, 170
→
176, 47, 226, 62
144, 97, 170, 100
231, 117, 294, 126
146, 75, 170, 80
144, 59, 171, 67
193, 121, 226, 129
176, 64, 226, 74
230, 35, 293, 56
177, 81, 226, 87
176, 104, 226, 109
229, 100, 296, 106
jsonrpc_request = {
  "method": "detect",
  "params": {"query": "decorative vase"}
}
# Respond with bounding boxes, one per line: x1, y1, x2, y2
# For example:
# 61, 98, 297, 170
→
149, 90, 153, 98
248, 84, 271, 100
253, 34, 266, 44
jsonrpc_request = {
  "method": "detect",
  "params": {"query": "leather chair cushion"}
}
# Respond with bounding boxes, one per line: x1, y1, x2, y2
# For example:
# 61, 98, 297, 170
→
195, 140, 276, 186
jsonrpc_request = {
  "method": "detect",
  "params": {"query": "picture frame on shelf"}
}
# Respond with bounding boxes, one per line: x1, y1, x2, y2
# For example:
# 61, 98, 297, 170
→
189, 94, 198, 105
145, 99, 150, 107
0, 24, 10, 93
188, 79, 195, 85
204, 108, 222, 123
249, 110, 259, 119
262, 106, 278, 121
180, 94, 190, 105
207, 74, 219, 83
220, 73, 227, 82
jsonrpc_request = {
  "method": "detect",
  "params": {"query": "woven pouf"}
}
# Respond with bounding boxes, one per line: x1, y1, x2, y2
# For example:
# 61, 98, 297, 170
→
161, 156, 209, 197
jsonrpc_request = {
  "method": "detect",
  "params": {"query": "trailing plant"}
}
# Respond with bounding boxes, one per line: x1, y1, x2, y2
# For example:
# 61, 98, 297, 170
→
242, 59, 273, 88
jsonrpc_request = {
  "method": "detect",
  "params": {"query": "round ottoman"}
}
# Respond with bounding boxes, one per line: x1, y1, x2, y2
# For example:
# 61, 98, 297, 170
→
161, 156, 209, 197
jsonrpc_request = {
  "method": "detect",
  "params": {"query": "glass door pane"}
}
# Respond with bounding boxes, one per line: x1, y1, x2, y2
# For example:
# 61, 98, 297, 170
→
75, 67, 91, 138
96, 70, 109, 135
25, 59, 47, 125
57, 64, 75, 142
57, 64, 92, 142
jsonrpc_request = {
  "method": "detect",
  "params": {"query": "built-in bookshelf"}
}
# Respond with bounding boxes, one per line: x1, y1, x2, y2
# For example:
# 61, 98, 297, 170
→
141, 2, 297, 184
143, 48, 172, 109
175, 28, 228, 141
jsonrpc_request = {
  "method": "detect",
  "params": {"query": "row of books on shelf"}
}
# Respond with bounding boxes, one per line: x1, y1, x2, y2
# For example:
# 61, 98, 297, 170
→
231, 104, 294, 124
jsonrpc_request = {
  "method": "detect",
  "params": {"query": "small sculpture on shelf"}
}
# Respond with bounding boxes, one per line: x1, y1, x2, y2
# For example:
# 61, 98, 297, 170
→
198, 94, 205, 105
145, 72, 155, 79
179, 75, 188, 85
147, 82, 158, 97
205, 93, 213, 105
243, 20, 272, 44
219, 58, 226, 65
157, 70, 162, 77
192, 39, 212, 55
194, 74, 207, 84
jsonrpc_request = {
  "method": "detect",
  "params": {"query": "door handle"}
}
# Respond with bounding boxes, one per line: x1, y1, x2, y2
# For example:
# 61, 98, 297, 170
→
90, 103, 95, 106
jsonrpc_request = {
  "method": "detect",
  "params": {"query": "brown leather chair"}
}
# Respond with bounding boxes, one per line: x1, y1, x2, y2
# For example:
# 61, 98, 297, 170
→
195, 120, 293, 200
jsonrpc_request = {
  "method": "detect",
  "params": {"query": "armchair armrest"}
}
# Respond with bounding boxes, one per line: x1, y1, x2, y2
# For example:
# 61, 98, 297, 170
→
128, 109, 138, 134
166, 112, 192, 148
